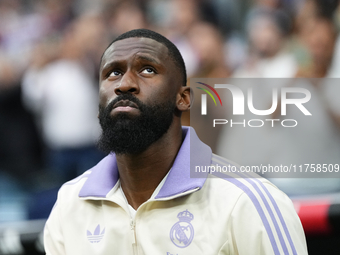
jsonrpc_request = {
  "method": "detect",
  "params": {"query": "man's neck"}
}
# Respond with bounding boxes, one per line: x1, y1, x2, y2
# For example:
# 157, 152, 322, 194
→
116, 124, 183, 210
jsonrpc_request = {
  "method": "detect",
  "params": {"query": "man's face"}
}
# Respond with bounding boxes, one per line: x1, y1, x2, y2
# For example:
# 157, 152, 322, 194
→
97, 37, 180, 154
99, 37, 179, 113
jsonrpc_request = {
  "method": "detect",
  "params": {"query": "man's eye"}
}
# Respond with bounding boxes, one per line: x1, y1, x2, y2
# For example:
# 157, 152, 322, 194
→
141, 68, 155, 74
109, 70, 121, 77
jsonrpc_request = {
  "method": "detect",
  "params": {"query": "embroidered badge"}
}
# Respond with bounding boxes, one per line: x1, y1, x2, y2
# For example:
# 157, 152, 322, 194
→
170, 209, 194, 248
87, 224, 105, 243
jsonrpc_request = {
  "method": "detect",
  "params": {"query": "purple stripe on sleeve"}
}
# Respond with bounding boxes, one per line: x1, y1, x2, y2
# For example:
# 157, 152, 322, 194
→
212, 156, 297, 255
212, 171, 281, 255
258, 182, 297, 255
240, 177, 288, 254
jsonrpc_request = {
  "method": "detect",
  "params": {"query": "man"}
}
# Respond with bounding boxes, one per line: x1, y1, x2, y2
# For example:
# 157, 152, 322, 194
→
44, 29, 307, 254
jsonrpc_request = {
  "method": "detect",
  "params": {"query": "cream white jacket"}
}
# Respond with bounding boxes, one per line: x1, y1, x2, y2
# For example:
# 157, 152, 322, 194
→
44, 127, 307, 255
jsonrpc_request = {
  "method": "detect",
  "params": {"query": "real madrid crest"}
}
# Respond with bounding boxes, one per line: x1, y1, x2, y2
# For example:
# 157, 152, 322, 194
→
170, 209, 194, 248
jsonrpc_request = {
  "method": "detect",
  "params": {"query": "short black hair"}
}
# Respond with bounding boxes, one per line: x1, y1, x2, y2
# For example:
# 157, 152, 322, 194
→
102, 29, 187, 86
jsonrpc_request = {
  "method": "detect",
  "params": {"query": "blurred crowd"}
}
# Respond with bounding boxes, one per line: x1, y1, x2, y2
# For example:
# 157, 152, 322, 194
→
1, 0, 340, 221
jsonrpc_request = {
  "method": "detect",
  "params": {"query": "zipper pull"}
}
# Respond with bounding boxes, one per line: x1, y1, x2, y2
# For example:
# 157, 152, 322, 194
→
130, 220, 136, 244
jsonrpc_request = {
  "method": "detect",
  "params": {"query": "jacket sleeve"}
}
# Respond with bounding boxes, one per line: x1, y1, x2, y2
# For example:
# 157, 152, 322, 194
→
226, 183, 308, 255
44, 200, 66, 255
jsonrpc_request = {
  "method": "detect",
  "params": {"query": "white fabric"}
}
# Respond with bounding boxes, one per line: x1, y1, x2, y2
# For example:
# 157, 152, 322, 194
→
44, 155, 307, 255
22, 60, 100, 149
233, 51, 298, 78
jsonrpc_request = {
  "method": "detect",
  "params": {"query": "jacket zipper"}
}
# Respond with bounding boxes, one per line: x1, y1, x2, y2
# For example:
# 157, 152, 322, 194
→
83, 187, 200, 254
130, 219, 137, 254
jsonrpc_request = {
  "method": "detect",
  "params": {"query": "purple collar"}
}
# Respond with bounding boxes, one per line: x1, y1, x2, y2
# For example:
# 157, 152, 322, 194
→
79, 126, 212, 198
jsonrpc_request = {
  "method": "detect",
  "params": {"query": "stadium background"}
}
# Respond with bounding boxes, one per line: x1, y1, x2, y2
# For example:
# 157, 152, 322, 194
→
1, 0, 340, 254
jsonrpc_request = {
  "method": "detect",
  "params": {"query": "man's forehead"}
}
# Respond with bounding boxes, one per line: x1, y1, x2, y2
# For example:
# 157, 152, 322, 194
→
102, 37, 169, 64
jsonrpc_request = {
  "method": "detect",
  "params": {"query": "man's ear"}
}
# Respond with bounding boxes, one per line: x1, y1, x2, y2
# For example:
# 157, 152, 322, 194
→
177, 86, 193, 112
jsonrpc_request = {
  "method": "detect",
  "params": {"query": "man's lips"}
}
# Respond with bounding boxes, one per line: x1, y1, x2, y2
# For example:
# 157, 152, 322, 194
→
113, 99, 139, 109
111, 100, 139, 114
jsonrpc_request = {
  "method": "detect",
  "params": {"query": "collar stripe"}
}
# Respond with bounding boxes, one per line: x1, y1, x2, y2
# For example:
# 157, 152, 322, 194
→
79, 127, 210, 199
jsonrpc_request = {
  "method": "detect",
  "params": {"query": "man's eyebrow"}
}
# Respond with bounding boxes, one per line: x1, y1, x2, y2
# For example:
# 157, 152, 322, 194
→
102, 60, 119, 69
135, 55, 161, 65
101, 55, 163, 70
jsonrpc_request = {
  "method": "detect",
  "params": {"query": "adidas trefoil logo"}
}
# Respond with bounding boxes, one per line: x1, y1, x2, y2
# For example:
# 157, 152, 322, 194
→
87, 224, 105, 243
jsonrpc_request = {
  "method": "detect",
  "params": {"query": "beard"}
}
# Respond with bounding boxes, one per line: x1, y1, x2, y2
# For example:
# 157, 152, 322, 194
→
97, 93, 176, 155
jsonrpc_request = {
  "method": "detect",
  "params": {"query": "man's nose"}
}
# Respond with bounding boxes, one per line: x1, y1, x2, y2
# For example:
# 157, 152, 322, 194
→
114, 71, 139, 95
